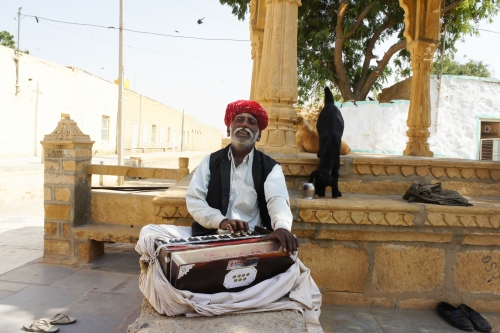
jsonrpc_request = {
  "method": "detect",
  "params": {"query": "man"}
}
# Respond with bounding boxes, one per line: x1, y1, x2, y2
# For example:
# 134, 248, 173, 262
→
186, 100, 299, 253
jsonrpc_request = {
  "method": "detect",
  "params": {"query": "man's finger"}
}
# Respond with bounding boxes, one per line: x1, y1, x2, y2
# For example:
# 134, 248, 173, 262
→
227, 223, 234, 234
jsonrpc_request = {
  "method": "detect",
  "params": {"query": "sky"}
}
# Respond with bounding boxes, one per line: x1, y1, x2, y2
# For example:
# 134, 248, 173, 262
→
1, 1, 500, 133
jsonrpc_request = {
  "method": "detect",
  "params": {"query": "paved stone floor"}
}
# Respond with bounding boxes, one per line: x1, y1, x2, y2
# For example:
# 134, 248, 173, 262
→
2, 196, 500, 332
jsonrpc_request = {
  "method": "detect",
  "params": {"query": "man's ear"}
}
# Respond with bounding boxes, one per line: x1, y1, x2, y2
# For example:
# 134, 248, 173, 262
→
226, 126, 230, 137
256, 130, 262, 142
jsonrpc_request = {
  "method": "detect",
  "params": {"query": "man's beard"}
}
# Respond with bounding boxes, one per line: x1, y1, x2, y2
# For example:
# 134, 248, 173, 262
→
230, 127, 258, 149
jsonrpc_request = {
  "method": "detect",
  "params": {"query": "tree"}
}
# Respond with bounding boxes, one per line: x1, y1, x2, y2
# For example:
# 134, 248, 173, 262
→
0, 30, 29, 54
0, 31, 16, 49
220, 0, 500, 104
432, 56, 492, 77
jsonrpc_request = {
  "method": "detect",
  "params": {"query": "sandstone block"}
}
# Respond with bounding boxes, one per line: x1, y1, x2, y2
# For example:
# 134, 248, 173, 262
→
322, 291, 392, 307
469, 300, 500, 313
55, 188, 71, 202
44, 239, 70, 256
317, 230, 453, 243
127, 299, 308, 333
463, 235, 500, 247
63, 223, 70, 237
78, 240, 104, 261
44, 222, 58, 235
400, 298, 439, 310
44, 187, 52, 201
45, 204, 70, 221
455, 250, 500, 295
45, 173, 75, 185
62, 160, 76, 171
44, 160, 60, 171
298, 243, 368, 292
373, 244, 445, 292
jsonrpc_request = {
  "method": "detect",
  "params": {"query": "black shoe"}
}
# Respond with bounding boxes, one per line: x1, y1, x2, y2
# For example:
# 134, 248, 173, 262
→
459, 304, 492, 332
437, 302, 474, 331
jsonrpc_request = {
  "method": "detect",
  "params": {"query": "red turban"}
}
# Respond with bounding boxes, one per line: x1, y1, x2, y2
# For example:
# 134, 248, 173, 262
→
224, 100, 268, 131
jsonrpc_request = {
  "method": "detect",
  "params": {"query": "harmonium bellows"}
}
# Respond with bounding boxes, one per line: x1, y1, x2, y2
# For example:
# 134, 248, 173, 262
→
155, 231, 298, 294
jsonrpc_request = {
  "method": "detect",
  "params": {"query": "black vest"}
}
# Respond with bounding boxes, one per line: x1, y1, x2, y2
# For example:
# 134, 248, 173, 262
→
206, 144, 278, 231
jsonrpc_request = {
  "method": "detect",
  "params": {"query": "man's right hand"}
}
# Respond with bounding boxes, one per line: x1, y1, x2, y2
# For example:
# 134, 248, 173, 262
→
219, 219, 249, 234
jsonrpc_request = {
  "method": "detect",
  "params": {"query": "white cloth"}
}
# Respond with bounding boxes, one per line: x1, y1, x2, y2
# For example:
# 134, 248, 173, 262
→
135, 225, 323, 333
186, 147, 293, 231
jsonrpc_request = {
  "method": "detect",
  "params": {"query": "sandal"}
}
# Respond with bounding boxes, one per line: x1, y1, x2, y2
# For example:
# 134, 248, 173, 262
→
40, 313, 77, 325
22, 319, 59, 332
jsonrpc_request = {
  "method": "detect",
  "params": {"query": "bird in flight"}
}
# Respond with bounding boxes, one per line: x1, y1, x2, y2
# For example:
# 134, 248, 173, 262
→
174, 30, 179, 33
197, 17, 205, 24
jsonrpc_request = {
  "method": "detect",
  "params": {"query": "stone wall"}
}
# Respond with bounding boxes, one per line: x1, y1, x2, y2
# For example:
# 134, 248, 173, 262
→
0, 45, 222, 158
339, 76, 500, 159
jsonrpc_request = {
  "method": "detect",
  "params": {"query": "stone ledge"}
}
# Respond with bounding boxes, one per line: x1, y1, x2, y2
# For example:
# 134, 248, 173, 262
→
73, 223, 141, 243
127, 299, 309, 333
352, 156, 500, 181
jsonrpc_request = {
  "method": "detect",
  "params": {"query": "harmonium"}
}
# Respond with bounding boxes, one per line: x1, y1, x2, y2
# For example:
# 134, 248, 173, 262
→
155, 231, 298, 294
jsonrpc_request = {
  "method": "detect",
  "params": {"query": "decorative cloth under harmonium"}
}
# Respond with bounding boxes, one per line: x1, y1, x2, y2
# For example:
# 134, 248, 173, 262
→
155, 231, 298, 294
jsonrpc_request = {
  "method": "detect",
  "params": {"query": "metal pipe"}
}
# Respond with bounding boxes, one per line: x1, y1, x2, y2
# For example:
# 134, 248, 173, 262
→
117, 0, 125, 185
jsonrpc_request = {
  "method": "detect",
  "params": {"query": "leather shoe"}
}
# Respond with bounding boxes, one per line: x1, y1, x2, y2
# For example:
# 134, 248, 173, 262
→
459, 304, 492, 332
437, 302, 473, 331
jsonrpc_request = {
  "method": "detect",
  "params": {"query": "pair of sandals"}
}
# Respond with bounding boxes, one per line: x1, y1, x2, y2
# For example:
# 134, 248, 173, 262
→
22, 313, 76, 332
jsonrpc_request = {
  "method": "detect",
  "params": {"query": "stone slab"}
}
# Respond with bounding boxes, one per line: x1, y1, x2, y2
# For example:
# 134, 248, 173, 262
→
88, 251, 141, 276
0, 285, 86, 333
0, 249, 43, 276
112, 275, 141, 294
51, 269, 135, 292
0, 263, 76, 285
47, 312, 130, 333
127, 300, 309, 333
69, 291, 143, 316
0, 281, 30, 292
319, 305, 384, 333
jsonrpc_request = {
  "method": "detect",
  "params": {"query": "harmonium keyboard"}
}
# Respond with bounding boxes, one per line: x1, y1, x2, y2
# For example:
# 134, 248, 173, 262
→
155, 231, 298, 294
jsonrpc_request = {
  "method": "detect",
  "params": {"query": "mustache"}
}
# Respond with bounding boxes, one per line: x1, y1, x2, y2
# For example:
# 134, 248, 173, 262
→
234, 127, 253, 136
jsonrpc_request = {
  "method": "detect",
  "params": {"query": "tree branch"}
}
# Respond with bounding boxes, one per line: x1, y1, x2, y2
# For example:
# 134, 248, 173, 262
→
354, 20, 402, 93
358, 40, 406, 99
344, 3, 376, 38
334, 0, 355, 100
441, 0, 464, 15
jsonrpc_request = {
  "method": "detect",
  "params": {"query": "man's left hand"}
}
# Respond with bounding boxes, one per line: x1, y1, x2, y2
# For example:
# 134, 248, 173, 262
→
261, 228, 299, 254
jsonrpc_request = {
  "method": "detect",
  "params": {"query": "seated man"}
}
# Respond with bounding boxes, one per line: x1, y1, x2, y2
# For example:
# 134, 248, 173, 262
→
186, 100, 299, 253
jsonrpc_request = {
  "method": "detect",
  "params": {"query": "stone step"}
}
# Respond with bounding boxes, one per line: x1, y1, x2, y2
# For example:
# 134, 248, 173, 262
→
280, 153, 500, 196
73, 222, 141, 243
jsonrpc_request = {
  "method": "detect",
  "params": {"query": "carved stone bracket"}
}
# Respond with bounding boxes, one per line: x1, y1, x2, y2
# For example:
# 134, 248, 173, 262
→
353, 162, 500, 181
44, 117, 91, 142
298, 209, 414, 226
427, 213, 500, 229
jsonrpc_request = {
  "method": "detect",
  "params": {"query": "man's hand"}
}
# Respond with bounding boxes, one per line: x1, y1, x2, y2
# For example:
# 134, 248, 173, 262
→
261, 228, 299, 254
219, 219, 249, 234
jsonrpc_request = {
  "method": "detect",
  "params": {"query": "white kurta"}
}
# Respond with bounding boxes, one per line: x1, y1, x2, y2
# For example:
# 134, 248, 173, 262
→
186, 147, 293, 231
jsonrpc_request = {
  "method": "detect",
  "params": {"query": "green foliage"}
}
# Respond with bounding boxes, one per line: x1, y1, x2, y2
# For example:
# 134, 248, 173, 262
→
220, 0, 500, 104
0, 31, 16, 49
0, 30, 29, 54
432, 56, 492, 77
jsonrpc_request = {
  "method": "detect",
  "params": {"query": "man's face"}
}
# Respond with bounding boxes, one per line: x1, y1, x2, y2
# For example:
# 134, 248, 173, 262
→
228, 112, 261, 149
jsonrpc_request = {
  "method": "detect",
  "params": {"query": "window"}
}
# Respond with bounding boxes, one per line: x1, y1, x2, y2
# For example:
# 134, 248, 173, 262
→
142, 122, 148, 143
101, 116, 109, 141
151, 125, 156, 143
167, 127, 171, 144
159, 126, 164, 144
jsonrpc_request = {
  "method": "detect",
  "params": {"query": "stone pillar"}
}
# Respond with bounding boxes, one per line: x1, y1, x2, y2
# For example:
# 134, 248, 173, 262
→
249, 0, 266, 100
399, 0, 441, 157
254, 0, 301, 156
41, 117, 94, 264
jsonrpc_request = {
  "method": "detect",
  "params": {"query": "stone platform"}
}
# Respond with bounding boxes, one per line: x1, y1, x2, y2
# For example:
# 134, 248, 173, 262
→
152, 153, 500, 310
127, 299, 308, 333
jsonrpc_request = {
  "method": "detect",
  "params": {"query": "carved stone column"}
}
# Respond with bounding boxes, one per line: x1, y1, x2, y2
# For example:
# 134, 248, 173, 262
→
254, 0, 301, 155
399, 0, 441, 157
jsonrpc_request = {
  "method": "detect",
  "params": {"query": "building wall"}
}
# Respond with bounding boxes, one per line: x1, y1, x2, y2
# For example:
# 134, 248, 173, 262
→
0, 45, 222, 157
340, 76, 500, 159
